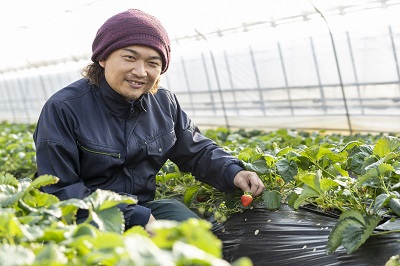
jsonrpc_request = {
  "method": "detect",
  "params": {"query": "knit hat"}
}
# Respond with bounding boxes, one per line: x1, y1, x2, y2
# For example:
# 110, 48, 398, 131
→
91, 9, 171, 74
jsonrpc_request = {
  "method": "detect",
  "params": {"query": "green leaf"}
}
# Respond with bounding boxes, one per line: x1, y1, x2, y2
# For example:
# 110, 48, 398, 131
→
373, 136, 400, 158
341, 223, 365, 253
56, 198, 88, 224
123, 235, 174, 265
0, 173, 19, 186
373, 193, 393, 213
327, 217, 359, 254
343, 215, 381, 254
148, 220, 181, 249
73, 223, 99, 238
164, 172, 182, 180
172, 241, 229, 265
0, 210, 33, 241
357, 168, 379, 187
341, 140, 362, 152
339, 210, 366, 225
124, 225, 149, 237
242, 158, 270, 175
319, 178, 340, 192
262, 190, 282, 210
149, 218, 221, 258
0, 244, 35, 265
33, 242, 69, 265
40, 226, 69, 243
183, 184, 200, 206
393, 161, 400, 175
85, 189, 137, 211
92, 232, 125, 249
91, 207, 125, 233
293, 186, 320, 210
34, 190, 59, 207
333, 163, 349, 177
179, 218, 222, 257
389, 198, 400, 216
0, 184, 19, 207
327, 210, 381, 254
275, 158, 298, 183
28, 174, 59, 191
298, 172, 320, 192
231, 257, 254, 266
346, 145, 373, 175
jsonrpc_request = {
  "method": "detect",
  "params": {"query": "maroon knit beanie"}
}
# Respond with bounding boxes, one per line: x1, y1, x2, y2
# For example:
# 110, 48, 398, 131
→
91, 9, 171, 74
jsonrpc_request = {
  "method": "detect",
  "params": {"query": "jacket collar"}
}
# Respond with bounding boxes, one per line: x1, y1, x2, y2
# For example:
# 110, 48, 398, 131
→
98, 78, 146, 114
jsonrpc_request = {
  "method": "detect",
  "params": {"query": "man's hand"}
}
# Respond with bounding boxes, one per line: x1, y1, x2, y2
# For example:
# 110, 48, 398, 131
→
144, 214, 157, 235
233, 170, 265, 197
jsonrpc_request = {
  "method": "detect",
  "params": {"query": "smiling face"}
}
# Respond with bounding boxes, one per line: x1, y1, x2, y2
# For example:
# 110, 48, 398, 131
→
99, 45, 163, 101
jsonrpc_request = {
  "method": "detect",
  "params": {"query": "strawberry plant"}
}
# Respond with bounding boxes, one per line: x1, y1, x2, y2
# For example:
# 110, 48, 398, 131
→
0, 122, 36, 179
3, 122, 400, 259
0, 172, 252, 265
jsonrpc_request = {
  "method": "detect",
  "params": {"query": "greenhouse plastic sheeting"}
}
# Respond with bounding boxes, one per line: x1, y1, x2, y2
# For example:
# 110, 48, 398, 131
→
213, 205, 400, 266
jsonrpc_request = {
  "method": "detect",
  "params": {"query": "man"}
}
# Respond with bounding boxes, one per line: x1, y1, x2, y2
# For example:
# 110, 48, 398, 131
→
33, 9, 265, 230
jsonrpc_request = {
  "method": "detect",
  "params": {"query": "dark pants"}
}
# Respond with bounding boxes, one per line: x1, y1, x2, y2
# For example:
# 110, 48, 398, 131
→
142, 198, 200, 221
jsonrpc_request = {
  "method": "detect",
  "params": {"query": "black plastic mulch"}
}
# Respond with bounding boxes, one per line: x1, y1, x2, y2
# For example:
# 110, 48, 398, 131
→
212, 205, 400, 266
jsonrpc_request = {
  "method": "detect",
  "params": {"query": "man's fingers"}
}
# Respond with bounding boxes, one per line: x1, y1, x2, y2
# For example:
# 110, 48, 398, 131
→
234, 171, 265, 197
249, 174, 265, 196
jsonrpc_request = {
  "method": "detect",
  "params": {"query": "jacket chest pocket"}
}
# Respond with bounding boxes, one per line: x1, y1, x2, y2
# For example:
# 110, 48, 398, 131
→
76, 140, 125, 178
146, 129, 176, 156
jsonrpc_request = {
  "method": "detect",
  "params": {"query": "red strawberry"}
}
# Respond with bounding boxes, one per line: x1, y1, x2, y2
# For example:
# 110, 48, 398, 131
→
241, 193, 253, 207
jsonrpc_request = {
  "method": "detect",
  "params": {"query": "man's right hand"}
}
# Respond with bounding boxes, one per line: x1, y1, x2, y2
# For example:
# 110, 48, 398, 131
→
145, 214, 156, 235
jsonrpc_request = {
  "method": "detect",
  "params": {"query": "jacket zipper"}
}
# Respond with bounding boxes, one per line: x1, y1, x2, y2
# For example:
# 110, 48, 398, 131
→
77, 141, 121, 158
130, 101, 135, 113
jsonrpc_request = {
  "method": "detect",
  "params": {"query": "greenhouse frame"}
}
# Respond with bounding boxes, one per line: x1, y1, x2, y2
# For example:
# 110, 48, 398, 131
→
1, 0, 399, 134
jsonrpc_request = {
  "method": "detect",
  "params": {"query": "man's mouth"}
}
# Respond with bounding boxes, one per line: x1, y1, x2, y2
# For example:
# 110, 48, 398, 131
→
127, 80, 145, 85
127, 79, 146, 88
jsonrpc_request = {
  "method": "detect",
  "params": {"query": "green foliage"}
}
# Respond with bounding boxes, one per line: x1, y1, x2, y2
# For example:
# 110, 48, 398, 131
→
0, 173, 250, 265
326, 210, 381, 254
3, 122, 400, 258
0, 122, 36, 178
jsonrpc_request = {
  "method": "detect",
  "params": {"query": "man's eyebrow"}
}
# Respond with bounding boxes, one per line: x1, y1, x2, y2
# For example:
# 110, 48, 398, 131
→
122, 48, 139, 55
122, 48, 162, 61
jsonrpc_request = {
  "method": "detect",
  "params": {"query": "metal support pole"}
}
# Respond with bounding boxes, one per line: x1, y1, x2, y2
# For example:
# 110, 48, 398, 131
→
195, 29, 230, 129
308, 0, 353, 135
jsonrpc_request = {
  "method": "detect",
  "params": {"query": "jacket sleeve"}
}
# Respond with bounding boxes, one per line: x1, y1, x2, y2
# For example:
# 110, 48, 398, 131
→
34, 100, 90, 200
34, 100, 151, 227
167, 93, 243, 192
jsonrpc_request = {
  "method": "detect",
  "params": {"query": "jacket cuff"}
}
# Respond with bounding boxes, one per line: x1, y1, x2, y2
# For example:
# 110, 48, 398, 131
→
223, 163, 244, 190
120, 204, 152, 228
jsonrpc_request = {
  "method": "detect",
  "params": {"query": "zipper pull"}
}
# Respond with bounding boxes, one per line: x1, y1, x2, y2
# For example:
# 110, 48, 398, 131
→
130, 101, 135, 113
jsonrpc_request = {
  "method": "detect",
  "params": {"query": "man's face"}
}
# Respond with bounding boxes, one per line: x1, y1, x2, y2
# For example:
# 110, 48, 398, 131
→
99, 45, 163, 101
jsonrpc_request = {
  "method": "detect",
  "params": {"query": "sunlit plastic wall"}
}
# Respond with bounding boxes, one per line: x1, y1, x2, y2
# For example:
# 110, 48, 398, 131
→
1, 3, 400, 133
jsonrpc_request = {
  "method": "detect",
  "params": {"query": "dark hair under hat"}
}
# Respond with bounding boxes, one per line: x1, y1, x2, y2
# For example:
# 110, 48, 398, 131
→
91, 9, 171, 74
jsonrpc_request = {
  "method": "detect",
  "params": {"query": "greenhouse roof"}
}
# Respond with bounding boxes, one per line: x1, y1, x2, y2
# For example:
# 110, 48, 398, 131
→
0, 0, 394, 73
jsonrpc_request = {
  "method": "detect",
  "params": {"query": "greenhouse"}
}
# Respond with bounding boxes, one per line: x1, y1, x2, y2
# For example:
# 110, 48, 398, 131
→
1, 0, 400, 265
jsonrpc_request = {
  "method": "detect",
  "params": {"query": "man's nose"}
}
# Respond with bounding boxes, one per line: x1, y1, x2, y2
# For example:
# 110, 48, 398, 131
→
131, 61, 147, 77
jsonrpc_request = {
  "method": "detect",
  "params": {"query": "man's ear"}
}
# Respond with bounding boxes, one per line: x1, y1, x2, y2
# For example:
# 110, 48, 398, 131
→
99, 60, 105, 68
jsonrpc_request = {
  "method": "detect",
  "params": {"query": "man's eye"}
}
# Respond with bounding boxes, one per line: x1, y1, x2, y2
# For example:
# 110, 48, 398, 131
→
149, 61, 161, 67
124, 55, 135, 60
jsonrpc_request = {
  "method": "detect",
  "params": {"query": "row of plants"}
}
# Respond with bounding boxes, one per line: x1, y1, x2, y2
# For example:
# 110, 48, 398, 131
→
2, 121, 400, 265
156, 127, 400, 261
0, 122, 250, 266
0, 173, 251, 265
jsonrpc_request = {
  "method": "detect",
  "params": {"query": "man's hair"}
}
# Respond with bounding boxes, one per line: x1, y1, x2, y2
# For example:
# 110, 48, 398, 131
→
81, 62, 104, 86
81, 62, 159, 94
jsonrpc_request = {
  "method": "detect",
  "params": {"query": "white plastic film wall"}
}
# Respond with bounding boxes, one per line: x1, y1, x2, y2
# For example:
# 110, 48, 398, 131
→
1, 1, 400, 134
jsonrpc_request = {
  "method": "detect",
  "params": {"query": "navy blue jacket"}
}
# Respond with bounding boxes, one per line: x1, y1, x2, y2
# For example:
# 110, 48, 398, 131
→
34, 78, 243, 227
